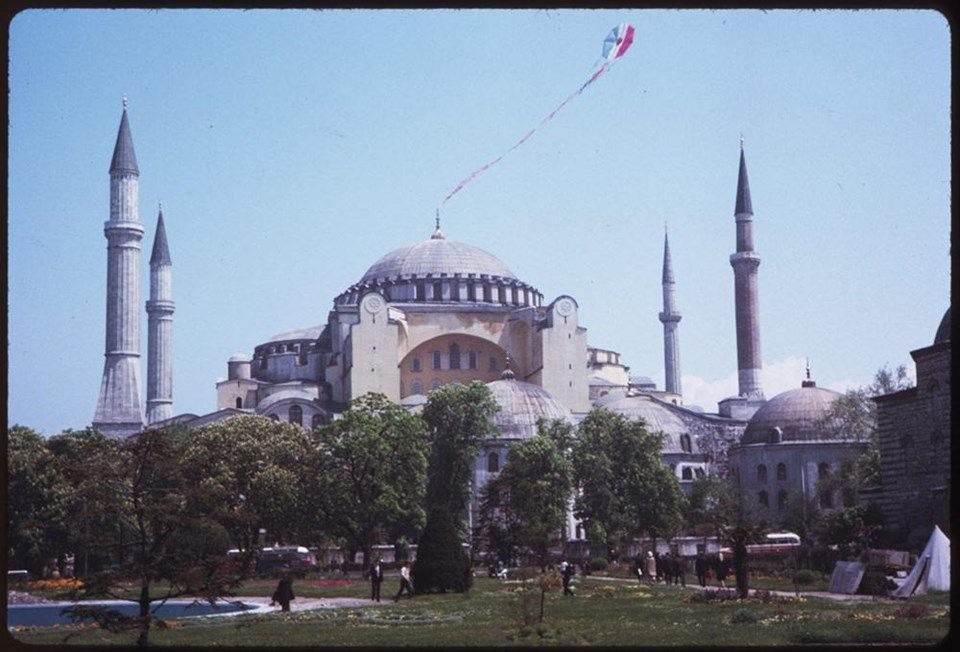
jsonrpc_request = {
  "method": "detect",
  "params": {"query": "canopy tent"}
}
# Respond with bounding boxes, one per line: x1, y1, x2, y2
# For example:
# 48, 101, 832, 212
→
891, 525, 950, 597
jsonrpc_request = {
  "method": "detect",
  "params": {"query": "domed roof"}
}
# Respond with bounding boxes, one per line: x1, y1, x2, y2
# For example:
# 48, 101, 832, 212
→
599, 394, 694, 454
486, 372, 572, 440
360, 233, 516, 283
741, 381, 841, 445
934, 307, 951, 344
228, 353, 251, 363
267, 326, 323, 343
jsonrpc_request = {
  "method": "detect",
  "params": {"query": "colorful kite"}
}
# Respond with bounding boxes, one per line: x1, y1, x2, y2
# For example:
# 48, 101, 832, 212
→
438, 23, 635, 212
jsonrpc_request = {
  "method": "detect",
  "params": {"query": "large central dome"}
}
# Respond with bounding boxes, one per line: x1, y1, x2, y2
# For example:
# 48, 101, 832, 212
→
360, 233, 516, 283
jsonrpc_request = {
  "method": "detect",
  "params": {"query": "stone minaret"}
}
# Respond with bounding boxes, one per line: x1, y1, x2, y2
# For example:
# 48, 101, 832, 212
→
730, 139, 764, 399
658, 226, 682, 397
146, 204, 174, 424
93, 98, 145, 437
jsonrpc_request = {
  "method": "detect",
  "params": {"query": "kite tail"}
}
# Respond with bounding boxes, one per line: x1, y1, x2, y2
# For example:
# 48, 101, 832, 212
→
438, 53, 621, 212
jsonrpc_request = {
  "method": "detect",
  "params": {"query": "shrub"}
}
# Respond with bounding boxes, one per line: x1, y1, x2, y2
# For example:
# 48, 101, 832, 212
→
729, 608, 758, 624
412, 505, 472, 594
792, 569, 818, 586
589, 557, 609, 572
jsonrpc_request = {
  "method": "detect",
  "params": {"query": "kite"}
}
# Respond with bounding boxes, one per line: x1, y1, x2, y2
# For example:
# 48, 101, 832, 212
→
438, 23, 635, 213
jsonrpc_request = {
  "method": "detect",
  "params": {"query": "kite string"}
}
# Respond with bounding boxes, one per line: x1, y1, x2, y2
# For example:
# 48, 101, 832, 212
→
439, 59, 614, 210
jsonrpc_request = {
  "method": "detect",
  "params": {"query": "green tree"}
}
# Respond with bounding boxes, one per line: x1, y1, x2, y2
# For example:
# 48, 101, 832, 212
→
46, 427, 125, 576
571, 409, 685, 558
7, 425, 70, 576
476, 423, 572, 569
68, 427, 239, 648
179, 415, 311, 550
309, 392, 429, 569
415, 382, 498, 593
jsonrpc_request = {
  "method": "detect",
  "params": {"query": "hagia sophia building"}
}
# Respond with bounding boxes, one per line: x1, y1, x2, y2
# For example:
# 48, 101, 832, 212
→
91, 103, 949, 544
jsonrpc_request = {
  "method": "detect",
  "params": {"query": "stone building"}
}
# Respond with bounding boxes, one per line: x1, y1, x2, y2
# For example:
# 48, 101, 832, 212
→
873, 308, 951, 541
727, 367, 869, 524
92, 104, 793, 546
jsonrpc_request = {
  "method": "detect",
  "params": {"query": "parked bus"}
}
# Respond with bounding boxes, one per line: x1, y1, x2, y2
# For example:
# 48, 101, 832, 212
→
746, 532, 801, 557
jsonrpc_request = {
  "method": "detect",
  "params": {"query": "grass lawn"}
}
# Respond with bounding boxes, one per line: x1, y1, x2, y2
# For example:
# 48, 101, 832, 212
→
9, 575, 949, 647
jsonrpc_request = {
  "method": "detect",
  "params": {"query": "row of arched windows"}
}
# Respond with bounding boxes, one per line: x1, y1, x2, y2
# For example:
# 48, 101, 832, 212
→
756, 462, 789, 483
757, 489, 789, 510
265, 405, 326, 429
411, 347, 495, 372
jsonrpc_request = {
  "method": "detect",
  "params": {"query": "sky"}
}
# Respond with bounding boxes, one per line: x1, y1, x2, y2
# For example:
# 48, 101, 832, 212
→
7, 8, 952, 436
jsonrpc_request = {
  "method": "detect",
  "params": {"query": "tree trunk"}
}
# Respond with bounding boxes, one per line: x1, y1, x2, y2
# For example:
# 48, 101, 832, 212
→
137, 581, 151, 648
733, 541, 749, 599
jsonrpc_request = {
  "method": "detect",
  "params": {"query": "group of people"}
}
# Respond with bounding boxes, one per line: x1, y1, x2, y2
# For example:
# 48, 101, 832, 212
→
632, 551, 731, 589
367, 560, 414, 603
271, 560, 416, 611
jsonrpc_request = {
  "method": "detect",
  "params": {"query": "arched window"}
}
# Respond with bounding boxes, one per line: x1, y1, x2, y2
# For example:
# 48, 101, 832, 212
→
759, 490, 769, 508
269, 413, 279, 421
681, 467, 693, 481
487, 452, 500, 473
680, 434, 692, 453
777, 490, 788, 511
694, 468, 706, 478
289, 405, 303, 427
818, 462, 830, 477
431, 379, 441, 391
468, 350, 477, 370
757, 464, 768, 483
433, 280, 442, 300
489, 356, 498, 372
412, 357, 421, 373
777, 463, 787, 481
411, 380, 423, 395
235, 397, 243, 409
449, 343, 461, 370
312, 413, 324, 428
818, 463, 833, 508
432, 350, 442, 370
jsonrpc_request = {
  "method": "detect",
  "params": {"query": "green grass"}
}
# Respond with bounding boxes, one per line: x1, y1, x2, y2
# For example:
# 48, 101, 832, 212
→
10, 576, 950, 647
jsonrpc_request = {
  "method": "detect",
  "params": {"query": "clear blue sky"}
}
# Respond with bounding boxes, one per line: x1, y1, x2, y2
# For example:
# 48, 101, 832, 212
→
7, 9, 951, 435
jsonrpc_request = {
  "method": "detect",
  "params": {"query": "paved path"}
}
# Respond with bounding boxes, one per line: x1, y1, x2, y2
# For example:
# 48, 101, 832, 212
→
573, 575, 883, 601
240, 596, 387, 613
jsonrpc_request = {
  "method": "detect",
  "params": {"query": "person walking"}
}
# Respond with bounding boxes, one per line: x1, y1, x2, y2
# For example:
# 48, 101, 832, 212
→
674, 555, 686, 587
560, 559, 575, 596
644, 551, 657, 584
714, 552, 730, 589
694, 552, 709, 587
394, 562, 414, 601
271, 567, 295, 612
661, 552, 673, 585
369, 560, 384, 602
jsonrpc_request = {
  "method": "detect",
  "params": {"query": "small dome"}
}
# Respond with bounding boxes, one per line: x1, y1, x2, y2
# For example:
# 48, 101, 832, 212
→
741, 382, 841, 445
599, 394, 693, 453
360, 236, 516, 284
486, 376, 571, 440
266, 326, 323, 343
934, 307, 951, 344
228, 353, 251, 362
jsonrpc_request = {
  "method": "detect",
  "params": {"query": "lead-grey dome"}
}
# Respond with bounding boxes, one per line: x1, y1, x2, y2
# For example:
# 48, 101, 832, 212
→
360, 235, 516, 283
486, 373, 572, 440
741, 382, 841, 445
599, 394, 694, 454
934, 307, 951, 344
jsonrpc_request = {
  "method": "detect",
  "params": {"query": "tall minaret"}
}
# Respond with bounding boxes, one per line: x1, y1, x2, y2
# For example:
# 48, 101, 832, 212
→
730, 138, 764, 399
658, 225, 682, 397
93, 97, 145, 437
146, 204, 174, 424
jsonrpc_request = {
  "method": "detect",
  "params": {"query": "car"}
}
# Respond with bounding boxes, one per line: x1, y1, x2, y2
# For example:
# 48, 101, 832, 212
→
256, 546, 316, 577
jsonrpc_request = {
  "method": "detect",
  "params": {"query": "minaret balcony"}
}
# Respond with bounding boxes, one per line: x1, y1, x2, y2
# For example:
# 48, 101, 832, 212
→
658, 311, 682, 323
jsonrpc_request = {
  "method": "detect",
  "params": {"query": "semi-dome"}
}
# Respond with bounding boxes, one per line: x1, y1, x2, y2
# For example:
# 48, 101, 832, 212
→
360, 234, 516, 283
741, 381, 841, 445
486, 371, 572, 440
934, 307, 951, 344
599, 394, 693, 454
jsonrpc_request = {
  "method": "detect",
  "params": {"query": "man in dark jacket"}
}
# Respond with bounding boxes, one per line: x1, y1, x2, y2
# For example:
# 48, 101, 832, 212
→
369, 560, 384, 602
271, 567, 295, 612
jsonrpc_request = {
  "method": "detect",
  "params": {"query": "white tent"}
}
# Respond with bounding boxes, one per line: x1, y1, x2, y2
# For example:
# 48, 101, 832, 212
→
891, 525, 950, 597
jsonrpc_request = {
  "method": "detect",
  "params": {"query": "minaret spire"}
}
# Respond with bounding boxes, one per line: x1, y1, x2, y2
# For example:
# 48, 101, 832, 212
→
659, 224, 682, 397
94, 102, 145, 437
730, 139, 764, 399
431, 209, 444, 239
146, 203, 175, 425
